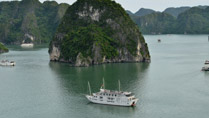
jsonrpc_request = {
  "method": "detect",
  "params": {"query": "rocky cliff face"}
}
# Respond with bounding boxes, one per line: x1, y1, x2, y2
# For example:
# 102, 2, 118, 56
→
49, 0, 150, 67
0, 0, 69, 44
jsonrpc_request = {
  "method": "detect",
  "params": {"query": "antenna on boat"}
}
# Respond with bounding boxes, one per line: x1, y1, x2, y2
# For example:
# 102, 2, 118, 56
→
88, 81, 91, 95
103, 77, 105, 89
118, 80, 121, 92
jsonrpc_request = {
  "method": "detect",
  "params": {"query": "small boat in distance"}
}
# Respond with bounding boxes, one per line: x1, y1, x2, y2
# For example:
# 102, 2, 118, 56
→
158, 39, 161, 42
205, 60, 209, 64
21, 43, 34, 48
21, 35, 34, 48
202, 60, 209, 71
85, 79, 138, 107
202, 66, 209, 71
0, 60, 15, 66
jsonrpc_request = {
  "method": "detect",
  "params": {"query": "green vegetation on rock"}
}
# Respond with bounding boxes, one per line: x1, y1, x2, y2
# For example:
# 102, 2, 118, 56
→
134, 12, 176, 34
0, 43, 8, 53
130, 6, 209, 34
49, 0, 150, 66
61, 24, 119, 61
163, 7, 190, 17
135, 8, 155, 17
0, 0, 69, 44
176, 7, 209, 34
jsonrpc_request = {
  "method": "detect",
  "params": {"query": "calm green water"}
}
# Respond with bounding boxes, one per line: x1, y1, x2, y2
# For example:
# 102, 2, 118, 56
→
0, 35, 209, 118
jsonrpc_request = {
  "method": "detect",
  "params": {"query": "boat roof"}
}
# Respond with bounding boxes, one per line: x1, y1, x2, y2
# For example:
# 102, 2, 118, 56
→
97, 89, 132, 95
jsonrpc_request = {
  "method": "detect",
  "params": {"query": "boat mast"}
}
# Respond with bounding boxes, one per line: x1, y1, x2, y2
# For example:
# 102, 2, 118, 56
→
103, 77, 105, 89
88, 81, 91, 95
118, 80, 120, 92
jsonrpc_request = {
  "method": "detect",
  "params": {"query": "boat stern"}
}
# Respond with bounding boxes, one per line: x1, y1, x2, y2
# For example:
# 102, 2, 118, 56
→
131, 98, 139, 107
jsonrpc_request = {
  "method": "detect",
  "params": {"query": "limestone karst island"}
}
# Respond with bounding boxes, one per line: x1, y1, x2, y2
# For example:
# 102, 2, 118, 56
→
49, 0, 150, 67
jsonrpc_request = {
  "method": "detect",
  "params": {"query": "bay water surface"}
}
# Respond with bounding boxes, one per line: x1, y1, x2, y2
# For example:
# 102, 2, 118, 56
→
0, 35, 209, 118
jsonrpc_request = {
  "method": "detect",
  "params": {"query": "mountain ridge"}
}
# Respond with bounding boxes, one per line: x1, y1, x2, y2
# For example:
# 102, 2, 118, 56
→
128, 6, 209, 34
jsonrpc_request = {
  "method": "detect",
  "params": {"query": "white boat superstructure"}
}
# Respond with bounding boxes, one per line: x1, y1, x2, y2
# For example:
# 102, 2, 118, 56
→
202, 60, 209, 71
21, 43, 34, 48
0, 60, 15, 66
85, 80, 138, 107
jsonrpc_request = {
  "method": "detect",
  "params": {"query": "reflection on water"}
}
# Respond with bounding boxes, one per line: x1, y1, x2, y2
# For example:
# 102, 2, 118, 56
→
86, 102, 137, 116
49, 62, 149, 95
49, 62, 149, 117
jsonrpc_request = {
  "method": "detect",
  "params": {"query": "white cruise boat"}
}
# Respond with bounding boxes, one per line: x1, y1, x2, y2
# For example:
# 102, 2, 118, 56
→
0, 60, 15, 66
85, 80, 138, 107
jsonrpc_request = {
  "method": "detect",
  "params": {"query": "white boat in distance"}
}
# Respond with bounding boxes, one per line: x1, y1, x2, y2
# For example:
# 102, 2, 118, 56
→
202, 65, 209, 71
202, 60, 209, 71
205, 60, 209, 64
85, 79, 138, 107
21, 43, 34, 48
0, 60, 15, 66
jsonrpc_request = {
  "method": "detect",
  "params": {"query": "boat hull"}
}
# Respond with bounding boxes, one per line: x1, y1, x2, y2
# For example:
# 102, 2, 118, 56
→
86, 95, 138, 107
0, 62, 15, 66
202, 68, 209, 71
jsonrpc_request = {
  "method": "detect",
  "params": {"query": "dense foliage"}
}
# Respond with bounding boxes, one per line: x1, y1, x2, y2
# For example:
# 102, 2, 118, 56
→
61, 24, 119, 61
130, 6, 209, 34
50, 0, 150, 63
134, 12, 176, 34
0, 43, 8, 53
0, 0, 69, 44
176, 7, 209, 34
135, 8, 155, 17
163, 7, 190, 17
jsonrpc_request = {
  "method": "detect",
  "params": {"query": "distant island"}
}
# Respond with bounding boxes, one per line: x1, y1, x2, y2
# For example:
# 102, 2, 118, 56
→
128, 6, 209, 34
0, 0, 209, 45
0, 0, 69, 45
49, 0, 150, 67
0, 43, 8, 53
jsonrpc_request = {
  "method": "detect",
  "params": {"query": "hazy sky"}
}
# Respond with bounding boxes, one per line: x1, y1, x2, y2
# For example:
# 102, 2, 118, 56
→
2, 0, 209, 13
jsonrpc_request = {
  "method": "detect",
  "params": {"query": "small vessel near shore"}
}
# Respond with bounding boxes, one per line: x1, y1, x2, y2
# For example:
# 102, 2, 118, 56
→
205, 60, 209, 64
202, 60, 209, 71
21, 34, 34, 48
0, 60, 15, 66
202, 66, 209, 71
85, 79, 138, 107
21, 43, 34, 48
